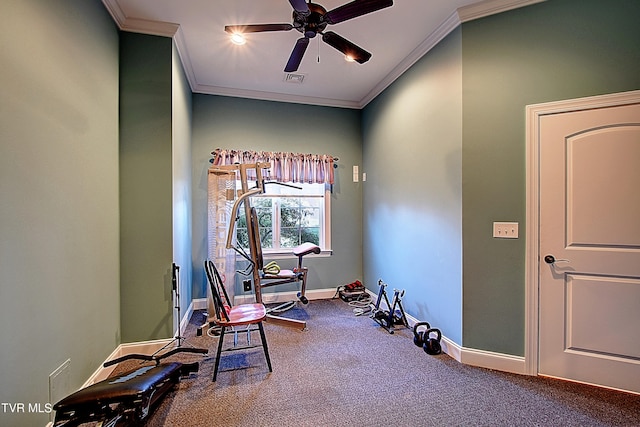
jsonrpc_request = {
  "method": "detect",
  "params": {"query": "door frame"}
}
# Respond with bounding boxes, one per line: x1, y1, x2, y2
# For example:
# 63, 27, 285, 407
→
524, 89, 640, 376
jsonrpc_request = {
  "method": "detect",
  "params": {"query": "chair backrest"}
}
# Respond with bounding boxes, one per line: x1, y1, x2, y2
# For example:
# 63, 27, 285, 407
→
204, 260, 231, 322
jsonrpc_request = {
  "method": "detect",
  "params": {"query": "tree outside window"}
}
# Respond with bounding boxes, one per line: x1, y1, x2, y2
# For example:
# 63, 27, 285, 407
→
235, 183, 327, 253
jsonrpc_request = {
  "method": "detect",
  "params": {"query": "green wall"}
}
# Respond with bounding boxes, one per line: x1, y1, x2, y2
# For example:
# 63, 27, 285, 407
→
119, 33, 174, 342
191, 95, 363, 299
119, 34, 193, 342
461, 0, 640, 355
362, 0, 640, 356
3, 6, 638, 425
0, 1, 120, 426
362, 28, 463, 344
172, 43, 194, 320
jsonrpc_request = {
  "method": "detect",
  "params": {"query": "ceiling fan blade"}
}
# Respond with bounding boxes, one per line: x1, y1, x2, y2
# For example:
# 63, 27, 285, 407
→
321, 31, 371, 64
289, 0, 310, 14
284, 37, 310, 72
225, 24, 293, 34
325, 0, 393, 25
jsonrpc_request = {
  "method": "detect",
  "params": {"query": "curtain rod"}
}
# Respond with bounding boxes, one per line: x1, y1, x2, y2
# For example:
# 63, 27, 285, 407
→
209, 158, 340, 164
209, 153, 339, 163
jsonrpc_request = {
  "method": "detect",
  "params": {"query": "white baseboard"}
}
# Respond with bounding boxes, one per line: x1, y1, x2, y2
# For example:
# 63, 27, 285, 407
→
206, 287, 337, 305
180, 300, 195, 335
368, 289, 526, 375
460, 347, 527, 374
404, 319, 525, 374
82, 301, 196, 388
193, 297, 209, 310
193, 287, 339, 311
400, 308, 462, 362
82, 338, 176, 388
404, 318, 525, 374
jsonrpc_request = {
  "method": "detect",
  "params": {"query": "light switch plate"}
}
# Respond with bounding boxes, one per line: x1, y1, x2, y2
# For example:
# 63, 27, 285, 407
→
493, 222, 518, 238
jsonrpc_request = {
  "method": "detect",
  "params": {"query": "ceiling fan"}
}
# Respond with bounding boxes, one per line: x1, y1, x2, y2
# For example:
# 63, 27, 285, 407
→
224, 0, 394, 72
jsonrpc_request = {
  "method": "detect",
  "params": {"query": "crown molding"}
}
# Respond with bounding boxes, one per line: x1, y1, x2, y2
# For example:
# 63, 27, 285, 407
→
458, 0, 546, 22
103, 0, 546, 109
119, 17, 179, 37
192, 83, 361, 109
172, 26, 197, 93
101, 0, 126, 27
359, 0, 545, 107
102, 0, 178, 37
359, 10, 463, 108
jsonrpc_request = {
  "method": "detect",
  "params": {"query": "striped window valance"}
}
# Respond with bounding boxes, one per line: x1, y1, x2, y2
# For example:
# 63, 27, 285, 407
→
211, 148, 337, 185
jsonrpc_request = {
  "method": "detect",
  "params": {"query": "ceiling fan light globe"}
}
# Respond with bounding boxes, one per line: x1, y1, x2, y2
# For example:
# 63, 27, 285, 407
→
230, 33, 246, 45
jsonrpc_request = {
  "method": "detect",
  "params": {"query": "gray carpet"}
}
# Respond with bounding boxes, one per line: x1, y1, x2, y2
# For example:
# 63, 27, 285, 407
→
116, 299, 639, 426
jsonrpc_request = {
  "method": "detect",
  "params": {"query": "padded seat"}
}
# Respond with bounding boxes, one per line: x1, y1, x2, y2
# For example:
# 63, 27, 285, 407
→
293, 242, 322, 257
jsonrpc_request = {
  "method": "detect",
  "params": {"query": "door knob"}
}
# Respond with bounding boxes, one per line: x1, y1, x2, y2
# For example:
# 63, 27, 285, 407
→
544, 255, 570, 264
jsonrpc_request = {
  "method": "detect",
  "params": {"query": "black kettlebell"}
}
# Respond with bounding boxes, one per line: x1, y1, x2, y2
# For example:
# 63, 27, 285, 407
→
412, 322, 431, 347
423, 328, 442, 355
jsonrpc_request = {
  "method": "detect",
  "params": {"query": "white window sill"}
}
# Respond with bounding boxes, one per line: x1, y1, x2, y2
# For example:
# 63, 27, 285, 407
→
262, 249, 332, 260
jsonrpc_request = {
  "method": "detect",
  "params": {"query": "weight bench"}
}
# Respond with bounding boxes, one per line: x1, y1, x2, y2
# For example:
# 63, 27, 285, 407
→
53, 361, 198, 426
53, 347, 204, 426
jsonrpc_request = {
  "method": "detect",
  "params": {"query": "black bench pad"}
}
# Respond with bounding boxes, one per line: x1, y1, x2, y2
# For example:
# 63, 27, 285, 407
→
53, 362, 197, 426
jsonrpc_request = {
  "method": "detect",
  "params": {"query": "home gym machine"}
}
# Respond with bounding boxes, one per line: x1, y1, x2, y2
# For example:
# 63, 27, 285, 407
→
370, 279, 408, 334
208, 162, 320, 330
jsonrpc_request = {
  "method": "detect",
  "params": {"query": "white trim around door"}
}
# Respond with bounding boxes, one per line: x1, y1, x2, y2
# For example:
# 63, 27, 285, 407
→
524, 89, 640, 376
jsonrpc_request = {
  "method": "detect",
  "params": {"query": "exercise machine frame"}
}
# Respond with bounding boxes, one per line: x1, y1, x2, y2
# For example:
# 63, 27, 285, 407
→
210, 162, 319, 330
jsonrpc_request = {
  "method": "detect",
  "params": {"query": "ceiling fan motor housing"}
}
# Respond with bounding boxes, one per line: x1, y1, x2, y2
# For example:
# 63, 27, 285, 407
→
293, 3, 328, 38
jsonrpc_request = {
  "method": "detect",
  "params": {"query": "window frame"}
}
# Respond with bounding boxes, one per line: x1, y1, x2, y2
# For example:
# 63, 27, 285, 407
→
236, 182, 332, 258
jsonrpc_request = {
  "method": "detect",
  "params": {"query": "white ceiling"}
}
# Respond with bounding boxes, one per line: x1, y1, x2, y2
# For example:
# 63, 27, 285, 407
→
102, 0, 543, 108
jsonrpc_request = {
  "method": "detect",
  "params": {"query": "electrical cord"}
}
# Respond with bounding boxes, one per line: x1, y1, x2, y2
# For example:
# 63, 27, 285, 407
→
332, 282, 373, 316
350, 294, 373, 316
268, 301, 296, 313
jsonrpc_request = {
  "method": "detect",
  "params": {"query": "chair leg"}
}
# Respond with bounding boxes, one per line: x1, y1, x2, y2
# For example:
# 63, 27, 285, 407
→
212, 326, 226, 382
257, 322, 273, 372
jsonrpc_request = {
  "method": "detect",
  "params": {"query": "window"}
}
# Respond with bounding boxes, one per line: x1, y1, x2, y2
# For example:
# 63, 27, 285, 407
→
236, 182, 330, 255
